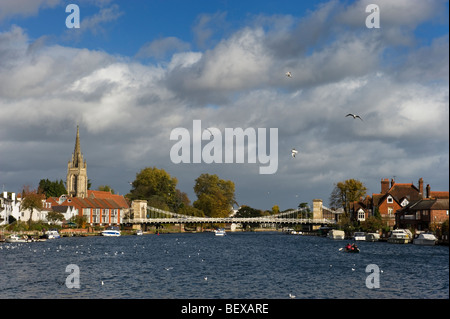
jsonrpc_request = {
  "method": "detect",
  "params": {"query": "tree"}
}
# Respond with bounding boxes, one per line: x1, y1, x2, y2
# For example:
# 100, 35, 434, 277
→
127, 167, 183, 212
21, 185, 43, 226
298, 202, 312, 219
329, 179, 367, 214
97, 185, 115, 194
47, 211, 64, 224
38, 179, 67, 198
193, 174, 237, 218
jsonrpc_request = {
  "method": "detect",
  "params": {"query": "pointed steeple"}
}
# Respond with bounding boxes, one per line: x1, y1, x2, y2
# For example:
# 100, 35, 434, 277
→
67, 125, 88, 198
73, 125, 82, 167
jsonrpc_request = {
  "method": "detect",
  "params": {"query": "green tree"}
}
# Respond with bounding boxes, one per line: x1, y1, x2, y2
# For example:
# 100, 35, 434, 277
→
127, 167, 182, 211
38, 179, 67, 198
97, 185, 115, 194
193, 174, 237, 218
47, 211, 64, 224
329, 179, 367, 214
298, 202, 312, 218
21, 186, 43, 226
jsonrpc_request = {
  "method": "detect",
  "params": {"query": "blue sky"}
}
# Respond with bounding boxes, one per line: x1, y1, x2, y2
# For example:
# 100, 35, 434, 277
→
0, 0, 448, 210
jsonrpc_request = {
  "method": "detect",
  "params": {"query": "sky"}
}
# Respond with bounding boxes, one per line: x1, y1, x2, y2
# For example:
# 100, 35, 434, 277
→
0, 0, 448, 211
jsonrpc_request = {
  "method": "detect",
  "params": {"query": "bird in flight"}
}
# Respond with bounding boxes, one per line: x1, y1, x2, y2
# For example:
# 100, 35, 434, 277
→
345, 113, 363, 121
286, 71, 292, 78
291, 148, 298, 158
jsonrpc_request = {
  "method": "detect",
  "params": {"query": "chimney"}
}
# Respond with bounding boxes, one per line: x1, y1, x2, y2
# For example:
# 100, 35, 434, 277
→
391, 178, 395, 188
381, 178, 389, 194
418, 178, 424, 197
426, 184, 431, 199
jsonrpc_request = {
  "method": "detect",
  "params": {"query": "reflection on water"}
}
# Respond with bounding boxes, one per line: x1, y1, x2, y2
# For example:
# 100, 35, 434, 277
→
0, 232, 448, 299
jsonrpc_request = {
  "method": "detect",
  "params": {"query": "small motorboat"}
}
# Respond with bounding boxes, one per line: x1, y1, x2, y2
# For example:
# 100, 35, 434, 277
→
136, 229, 143, 236
388, 229, 412, 244
413, 233, 437, 246
353, 232, 366, 241
5, 234, 28, 243
101, 226, 121, 237
214, 228, 226, 236
45, 230, 61, 239
328, 229, 345, 240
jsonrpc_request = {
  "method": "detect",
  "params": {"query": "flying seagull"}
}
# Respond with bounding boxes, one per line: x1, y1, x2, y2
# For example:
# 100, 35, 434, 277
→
291, 148, 298, 158
345, 113, 363, 121
286, 71, 292, 78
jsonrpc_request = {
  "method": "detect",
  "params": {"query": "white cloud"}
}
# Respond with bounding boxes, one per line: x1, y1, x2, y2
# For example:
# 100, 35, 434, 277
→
0, 0, 448, 209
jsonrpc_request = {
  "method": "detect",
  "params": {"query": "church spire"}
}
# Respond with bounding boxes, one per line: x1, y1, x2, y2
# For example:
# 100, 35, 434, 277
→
67, 125, 88, 198
73, 125, 82, 167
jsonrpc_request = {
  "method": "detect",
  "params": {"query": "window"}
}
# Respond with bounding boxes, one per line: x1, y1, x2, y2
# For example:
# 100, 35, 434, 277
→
388, 207, 393, 216
83, 208, 91, 223
401, 198, 409, 207
387, 195, 393, 204
102, 209, 109, 224
358, 209, 365, 221
93, 208, 100, 223
111, 209, 118, 224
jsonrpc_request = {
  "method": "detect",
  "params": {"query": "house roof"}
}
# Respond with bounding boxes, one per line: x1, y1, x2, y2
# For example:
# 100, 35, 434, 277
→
429, 191, 449, 199
398, 198, 449, 213
87, 190, 129, 208
373, 182, 422, 206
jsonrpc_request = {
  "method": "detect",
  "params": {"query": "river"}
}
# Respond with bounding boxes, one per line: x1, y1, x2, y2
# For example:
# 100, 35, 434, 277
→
0, 232, 448, 299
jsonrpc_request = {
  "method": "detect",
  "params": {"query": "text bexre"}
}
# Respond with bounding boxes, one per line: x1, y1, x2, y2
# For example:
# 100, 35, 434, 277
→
170, 120, 279, 174
181, 303, 269, 316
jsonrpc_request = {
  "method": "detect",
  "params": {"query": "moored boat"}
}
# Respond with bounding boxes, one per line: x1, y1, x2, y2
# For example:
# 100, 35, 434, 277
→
101, 226, 121, 237
353, 232, 366, 241
413, 233, 437, 246
45, 230, 61, 239
365, 233, 380, 242
214, 228, 226, 236
327, 229, 345, 240
5, 234, 28, 243
388, 229, 412, 244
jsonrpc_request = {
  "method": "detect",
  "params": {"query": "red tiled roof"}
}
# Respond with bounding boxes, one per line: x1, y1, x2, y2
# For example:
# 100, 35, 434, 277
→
87, 190, 129, 208
430, 191, 449, 199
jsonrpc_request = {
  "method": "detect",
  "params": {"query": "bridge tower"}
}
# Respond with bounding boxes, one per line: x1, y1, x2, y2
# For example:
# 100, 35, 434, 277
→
312, 199, 323, 220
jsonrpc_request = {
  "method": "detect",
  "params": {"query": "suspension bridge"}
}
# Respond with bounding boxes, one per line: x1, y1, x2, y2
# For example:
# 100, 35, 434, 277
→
123, 200, 338, 227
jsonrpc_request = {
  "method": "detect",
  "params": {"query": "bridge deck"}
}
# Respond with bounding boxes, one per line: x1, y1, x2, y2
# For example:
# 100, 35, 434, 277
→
123, 217, 335, 225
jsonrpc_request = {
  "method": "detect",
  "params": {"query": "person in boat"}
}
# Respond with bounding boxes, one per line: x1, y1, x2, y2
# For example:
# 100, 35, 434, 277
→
346, 243, 352, 250
351, 243, 358, 251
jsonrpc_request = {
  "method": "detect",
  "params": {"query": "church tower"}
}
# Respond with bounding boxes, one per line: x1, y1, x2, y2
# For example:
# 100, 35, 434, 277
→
67, 125, 88, 198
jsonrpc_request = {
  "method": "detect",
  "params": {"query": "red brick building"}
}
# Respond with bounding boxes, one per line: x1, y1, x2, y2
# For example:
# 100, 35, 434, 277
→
371, 178, 424, 227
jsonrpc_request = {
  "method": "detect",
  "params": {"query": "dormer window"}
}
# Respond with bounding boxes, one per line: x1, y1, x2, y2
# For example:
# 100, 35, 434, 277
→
401, 198, 409, 207
387, 195, 393, 204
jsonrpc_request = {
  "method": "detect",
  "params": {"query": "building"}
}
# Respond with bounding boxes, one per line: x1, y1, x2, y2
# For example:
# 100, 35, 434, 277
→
371, 178, 424, 227
67, 125, 88, 198
63, 126, 129, 225
58, 190, 128, 226
396, 183, 449, 231
396, 198, 449, 231
349, 195, 372, 222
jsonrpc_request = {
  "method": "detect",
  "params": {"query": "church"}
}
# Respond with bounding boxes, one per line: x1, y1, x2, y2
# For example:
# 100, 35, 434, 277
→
55, 126, 129, 226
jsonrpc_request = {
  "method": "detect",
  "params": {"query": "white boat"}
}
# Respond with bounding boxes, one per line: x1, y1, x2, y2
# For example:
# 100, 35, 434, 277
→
136, 229, 143, 236
102, 229, 121, 237
388, 229, 412, 244
101, 227, 121, 237
413, 233, 437, 246
353, 232, 366, 241
214, 228, 226, 236
5, 234, 28, 243
327, 229, 345, 240
365, 233, 380, 242
45, 230, 61, 239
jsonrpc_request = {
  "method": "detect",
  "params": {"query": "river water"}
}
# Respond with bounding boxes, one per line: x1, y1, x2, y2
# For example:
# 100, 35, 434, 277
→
0, 232, 448, 299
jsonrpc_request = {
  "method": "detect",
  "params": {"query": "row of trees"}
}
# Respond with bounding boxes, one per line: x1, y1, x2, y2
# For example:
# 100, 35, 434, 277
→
126, 167, 237, 218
